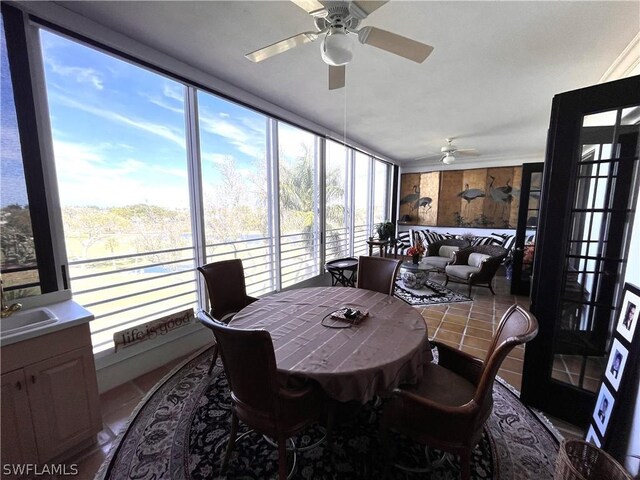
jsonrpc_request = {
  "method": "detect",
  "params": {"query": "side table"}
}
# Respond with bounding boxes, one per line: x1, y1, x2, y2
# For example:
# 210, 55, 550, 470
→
325, 257, 358, 287
366, 239, 390, 257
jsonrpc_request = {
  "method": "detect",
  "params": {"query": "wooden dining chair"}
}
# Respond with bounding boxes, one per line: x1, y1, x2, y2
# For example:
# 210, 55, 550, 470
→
380, 304, 538, 480
356, 256, 401, 295
197, 259, 258, 373
202, 314, 324, 480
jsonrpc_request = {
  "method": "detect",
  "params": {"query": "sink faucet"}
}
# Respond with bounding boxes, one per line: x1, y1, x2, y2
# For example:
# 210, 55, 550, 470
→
1, 277, 22, 318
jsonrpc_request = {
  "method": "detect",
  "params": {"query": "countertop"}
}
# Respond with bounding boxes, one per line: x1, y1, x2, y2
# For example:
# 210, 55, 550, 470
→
0, 290, 94, 347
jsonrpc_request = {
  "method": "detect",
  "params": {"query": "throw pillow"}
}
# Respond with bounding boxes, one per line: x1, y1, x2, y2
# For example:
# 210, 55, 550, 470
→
468, 253, 491, 267
439, 245, 459, 258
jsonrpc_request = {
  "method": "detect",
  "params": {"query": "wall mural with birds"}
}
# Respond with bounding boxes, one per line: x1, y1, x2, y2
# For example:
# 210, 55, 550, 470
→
399, 172, 440, 225
399, 166, 522, 228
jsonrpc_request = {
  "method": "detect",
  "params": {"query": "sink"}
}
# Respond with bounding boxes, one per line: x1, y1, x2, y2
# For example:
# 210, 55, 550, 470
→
1, 308, 58, 337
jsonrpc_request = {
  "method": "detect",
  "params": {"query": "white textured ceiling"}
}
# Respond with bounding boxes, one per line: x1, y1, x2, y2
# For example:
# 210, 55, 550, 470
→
53, 1, 638, 166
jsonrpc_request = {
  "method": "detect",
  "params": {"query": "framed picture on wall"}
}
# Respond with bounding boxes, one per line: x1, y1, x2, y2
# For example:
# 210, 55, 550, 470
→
616, 288, 639, 343
593, 383, 614, 435
604, 338, 628, 391
587, 283, 640, 450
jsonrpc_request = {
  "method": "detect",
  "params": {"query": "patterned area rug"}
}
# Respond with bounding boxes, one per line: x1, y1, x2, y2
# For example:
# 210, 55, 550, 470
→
394, 279, 472, 305
98, 348, 559, 480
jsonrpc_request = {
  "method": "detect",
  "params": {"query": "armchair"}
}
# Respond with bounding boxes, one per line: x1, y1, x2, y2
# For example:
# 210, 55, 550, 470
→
422, 239, 470, 272
444, 245, 508, 297
197, 259, 258, 373
380, 305, 538, 480
199, 313, 324, 480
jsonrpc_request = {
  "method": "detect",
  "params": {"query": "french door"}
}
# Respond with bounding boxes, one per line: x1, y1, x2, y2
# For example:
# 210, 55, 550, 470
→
521, 76, 640, 425
511, 162, 544, 296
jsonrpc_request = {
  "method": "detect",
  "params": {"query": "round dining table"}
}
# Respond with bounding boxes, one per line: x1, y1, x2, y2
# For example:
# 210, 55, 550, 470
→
230, 286, 431, 403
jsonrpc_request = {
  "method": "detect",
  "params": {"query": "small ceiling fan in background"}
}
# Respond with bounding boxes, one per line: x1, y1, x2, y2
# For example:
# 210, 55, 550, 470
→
416, 138, 480, 164
245, 0, 434, 90
438, 138, 479, 164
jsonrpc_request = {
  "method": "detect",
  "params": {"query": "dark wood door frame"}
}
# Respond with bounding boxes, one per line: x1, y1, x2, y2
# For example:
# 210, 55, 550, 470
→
521, 75, 640, 425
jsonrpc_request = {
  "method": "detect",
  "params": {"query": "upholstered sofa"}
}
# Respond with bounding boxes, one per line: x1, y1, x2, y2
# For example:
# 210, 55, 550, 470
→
395, 227, 533, 263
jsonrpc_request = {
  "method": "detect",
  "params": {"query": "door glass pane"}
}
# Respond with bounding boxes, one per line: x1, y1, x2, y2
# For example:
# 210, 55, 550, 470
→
197, 91, 272, 296
552, 106, 639, 392
325, 140, 348, 260
583, 111, 617, 127
40, 30, 196, 353
0, 15, 40, 298
531, 172, 542, 189
354, 152, 371, 256
621, 106, 640, 125
278, 122, 320, 288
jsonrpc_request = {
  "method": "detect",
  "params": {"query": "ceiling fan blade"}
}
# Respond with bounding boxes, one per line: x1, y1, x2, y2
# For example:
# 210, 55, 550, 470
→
329, 65, 345, 90
290, 0, 328, 17
349, 1, 389, 19
455, 149, 480, 156
245, 32, 319, 63
413, 153, 444, 162
358, 26, 433, 63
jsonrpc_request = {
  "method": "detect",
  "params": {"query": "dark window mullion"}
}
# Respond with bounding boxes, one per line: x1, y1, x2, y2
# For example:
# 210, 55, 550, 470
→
1, 4, 57, 293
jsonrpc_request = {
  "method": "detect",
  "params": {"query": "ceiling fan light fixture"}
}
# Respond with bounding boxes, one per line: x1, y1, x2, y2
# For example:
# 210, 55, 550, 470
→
321, 28, 353, 66
442, 154, 455, 164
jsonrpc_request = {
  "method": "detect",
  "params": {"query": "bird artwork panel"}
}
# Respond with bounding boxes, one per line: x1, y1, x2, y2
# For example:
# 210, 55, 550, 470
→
484, 167, 522, 228
400, 167, 522, 228
398, 172, 440, 225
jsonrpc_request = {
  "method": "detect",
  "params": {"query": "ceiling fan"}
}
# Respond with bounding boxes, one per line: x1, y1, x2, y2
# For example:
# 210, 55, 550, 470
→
245, 0, 434, 90
438, 138, 479, 164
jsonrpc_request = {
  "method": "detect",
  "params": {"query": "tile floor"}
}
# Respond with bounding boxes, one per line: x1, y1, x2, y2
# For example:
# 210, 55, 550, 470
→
64, 273, 584, 479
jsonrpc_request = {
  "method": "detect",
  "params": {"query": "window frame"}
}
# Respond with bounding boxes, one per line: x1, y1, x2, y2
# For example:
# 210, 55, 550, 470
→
14, 7, 396, 354
1, 4, 58, 295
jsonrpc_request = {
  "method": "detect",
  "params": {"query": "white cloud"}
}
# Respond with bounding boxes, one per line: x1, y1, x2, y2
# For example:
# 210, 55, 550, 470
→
148, 96, 184, 114
278, 123, 316, 160
52, 140, 189, 208
46, 58, 104, 90
149, 165, 188, 178
199, 113, 265, 159
142, 83, 184, 113
163, 83, 184, 102
201, 152, 230, 165
51, 93, 186, 148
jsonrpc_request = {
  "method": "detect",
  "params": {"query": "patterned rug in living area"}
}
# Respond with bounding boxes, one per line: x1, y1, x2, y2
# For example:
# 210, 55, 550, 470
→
97, 347, 560, 480
394, 279, 472, 306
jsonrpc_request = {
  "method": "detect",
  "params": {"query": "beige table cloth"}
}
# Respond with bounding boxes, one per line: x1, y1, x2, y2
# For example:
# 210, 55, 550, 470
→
230, 286, 430, 403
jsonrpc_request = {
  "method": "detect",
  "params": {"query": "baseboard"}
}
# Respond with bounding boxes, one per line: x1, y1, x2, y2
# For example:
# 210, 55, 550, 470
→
95, 327, 211, 393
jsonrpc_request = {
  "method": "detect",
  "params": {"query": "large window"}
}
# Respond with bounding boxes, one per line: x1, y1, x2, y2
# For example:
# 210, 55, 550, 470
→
325, 140, 349, 260
354, 152, 373, 256
278, 122, 320, 288
197, 91, 273, 296
16, 14, 394, 354
373, 159, 391, 223
40, 30, 196, 352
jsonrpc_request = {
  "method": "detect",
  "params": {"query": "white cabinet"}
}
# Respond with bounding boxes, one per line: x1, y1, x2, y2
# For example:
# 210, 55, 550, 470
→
1, 369, 38, 464
1, 323, 101, 465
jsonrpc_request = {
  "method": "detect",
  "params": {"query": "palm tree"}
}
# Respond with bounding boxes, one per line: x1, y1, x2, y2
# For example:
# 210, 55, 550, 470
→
279, 144, 345, 258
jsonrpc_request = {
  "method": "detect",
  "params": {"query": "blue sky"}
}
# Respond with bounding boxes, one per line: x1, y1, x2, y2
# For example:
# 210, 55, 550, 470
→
40, 29, 270, 209
4, 26, 372, 212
